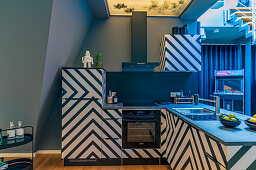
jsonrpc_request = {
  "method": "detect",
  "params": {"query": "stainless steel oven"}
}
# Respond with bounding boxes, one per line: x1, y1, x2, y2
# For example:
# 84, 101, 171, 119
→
122, 109, 160, 149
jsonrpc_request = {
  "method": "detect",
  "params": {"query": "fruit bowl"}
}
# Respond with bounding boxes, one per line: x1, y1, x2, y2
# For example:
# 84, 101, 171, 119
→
219, 116, 241, 128
245, 119, 256, 130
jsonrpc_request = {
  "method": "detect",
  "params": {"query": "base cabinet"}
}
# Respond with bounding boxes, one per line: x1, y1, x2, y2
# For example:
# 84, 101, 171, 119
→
61, 98, 104, 160
165, 110, 227, 170
101, 109, 122, 160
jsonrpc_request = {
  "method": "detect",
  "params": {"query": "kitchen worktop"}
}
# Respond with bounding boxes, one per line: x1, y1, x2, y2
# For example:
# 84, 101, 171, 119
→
103, 102, 256, 146
102, 102, 162, 110
163, 103, 256, 146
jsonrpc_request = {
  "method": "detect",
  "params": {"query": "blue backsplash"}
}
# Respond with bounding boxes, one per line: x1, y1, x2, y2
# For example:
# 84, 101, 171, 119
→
106, 72, 199, 103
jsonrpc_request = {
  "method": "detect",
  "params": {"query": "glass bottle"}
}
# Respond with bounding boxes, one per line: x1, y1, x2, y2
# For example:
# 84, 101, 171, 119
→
107, 91, 113, 104
16, 121, 24, 139
7, 122, 15, 141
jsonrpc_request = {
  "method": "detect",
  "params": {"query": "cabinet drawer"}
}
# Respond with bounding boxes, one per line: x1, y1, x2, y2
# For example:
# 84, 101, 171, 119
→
101, 138, 122, 158
102, 119, 122, 139
102, 109, 122, 119
121, 149, 161, 158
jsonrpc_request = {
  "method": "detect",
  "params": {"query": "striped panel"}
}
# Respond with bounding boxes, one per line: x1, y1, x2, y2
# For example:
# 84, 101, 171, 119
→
121, 149, 161, 158
101, 138, 122, 159
101, 118, 122, 139
165, 110, 227, 170
62, 68, 104, 100
102, 70, 106, 105
101, 109, 122, 158
160, 109, 167, 158
160, 36, 166, 72
227, 145, 256, 170
102, 109, 122, 119
61, 98, 103, 159
161, 34, 201, 72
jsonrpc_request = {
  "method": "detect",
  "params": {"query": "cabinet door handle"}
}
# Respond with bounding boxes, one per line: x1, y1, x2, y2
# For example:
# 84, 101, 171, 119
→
104, 138, 120, 140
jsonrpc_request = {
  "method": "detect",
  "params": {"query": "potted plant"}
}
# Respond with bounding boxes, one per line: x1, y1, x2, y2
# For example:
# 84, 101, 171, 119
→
96, 52, 103, 68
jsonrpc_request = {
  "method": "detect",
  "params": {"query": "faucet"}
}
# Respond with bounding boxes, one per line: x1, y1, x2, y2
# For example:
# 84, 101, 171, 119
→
198, 95, 220, 115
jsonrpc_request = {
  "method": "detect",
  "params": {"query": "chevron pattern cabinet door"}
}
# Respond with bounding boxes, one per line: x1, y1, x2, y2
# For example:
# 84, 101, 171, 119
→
101, 138, 122, 158
122, 149, 162, 158
101, 109, 122, 159
227, 145, 256, 170
61, 98, 104, 159
62, 68, 105, 100
102, 109, 122, 119
102, 119, 122, 139
165, 110, 227, 170
160, 34, 201, 72
160, 109, 167, 158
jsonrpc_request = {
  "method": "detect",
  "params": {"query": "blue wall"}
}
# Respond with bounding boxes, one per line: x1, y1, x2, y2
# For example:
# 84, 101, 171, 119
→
106, 72, 199, 103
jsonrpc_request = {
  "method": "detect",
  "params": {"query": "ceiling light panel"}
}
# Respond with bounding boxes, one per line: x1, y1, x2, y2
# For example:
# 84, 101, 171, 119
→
107, 0, 193, 16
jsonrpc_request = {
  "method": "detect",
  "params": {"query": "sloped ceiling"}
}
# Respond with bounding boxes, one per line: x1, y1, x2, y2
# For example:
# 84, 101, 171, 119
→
86, 0, 109, 18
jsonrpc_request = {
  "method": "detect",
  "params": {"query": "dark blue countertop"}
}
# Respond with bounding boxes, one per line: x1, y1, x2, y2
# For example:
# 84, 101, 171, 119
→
102, 103, 162, 110
163, 103, 256, 146
103, 102, 256, 146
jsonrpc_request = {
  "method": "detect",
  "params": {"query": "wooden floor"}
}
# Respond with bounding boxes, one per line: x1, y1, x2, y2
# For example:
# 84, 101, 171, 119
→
8, 154, 170, 170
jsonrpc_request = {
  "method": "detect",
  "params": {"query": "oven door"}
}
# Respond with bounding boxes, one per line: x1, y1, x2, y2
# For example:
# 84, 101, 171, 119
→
122, 118, 160, 149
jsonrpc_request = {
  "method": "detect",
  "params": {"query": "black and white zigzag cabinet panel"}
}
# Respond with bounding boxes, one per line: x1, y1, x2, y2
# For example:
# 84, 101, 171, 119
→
161, 109, 167, 159
227, 145, 256, 170
62, 68, 106, 101
101, 109, 122, 159
61, 98, 104, 159
121, 149, 162, 158
160, 34, 201, 72
165, 110, 227, 170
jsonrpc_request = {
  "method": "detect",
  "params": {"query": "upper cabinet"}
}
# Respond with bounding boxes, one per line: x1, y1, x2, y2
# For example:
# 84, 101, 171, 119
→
160, 34, 201, 72
62, 68, 106, 100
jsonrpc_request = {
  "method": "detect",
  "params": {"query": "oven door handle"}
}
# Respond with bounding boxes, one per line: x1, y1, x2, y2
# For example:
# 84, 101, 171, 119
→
122, 119, 158, 122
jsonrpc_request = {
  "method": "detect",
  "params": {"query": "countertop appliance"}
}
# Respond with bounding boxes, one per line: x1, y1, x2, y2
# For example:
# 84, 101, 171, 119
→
122, 109, 161, 149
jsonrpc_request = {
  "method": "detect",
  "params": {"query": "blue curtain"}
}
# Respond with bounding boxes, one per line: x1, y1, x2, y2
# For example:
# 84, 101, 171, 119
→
199, 45, 244, 100
252, 46, 256, 114
200, 45, 256, 114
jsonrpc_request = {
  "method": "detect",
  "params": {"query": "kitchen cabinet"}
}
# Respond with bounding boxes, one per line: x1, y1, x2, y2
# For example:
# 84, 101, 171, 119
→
160, 34, 201, 72
165, 110, 227, 170
61, 68, 106, 163
101, 109, 122, 160
160, 109, 167, 159
61, 98, 104, 160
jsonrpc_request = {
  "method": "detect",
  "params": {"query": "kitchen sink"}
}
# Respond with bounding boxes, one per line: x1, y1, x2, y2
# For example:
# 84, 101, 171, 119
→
172, 108, 218, 121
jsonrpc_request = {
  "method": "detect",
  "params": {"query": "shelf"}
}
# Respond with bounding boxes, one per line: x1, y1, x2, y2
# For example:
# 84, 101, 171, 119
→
0, 134, 33, 150
7, 158, 32, 170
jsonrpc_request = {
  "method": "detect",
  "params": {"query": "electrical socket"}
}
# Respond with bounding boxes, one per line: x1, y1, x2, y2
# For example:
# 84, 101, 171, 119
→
170, 92, 182, 97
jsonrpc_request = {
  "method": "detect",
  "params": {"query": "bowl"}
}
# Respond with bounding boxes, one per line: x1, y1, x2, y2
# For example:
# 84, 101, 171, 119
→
245, 119, 256, 130
219, 116, 241, 128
